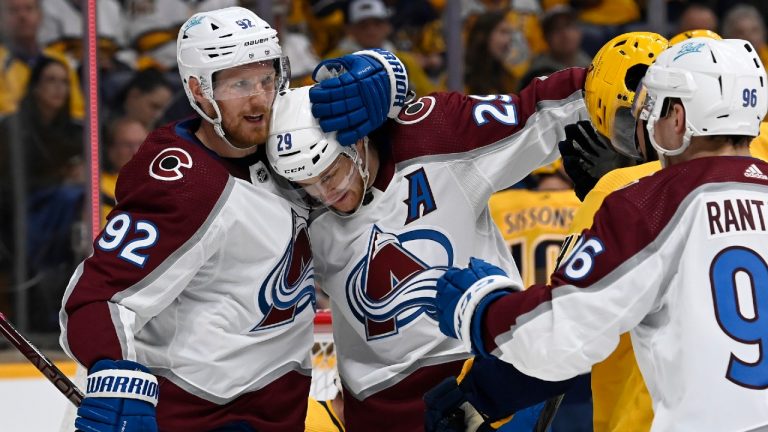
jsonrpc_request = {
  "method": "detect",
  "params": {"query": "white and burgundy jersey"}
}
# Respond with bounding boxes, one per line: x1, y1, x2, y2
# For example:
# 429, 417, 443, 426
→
60, 119, 316, 431
310, 68, 587, 409
482, 157, 768, 432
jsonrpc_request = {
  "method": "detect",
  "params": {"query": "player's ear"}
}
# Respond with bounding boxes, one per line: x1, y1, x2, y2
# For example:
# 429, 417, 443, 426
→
354, 138, 366, 151
188, 77, 206, 105
673, 103, 686, 133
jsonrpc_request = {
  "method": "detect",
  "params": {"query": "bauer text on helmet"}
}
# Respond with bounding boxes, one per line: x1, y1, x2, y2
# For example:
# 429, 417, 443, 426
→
176, 7, 290, 129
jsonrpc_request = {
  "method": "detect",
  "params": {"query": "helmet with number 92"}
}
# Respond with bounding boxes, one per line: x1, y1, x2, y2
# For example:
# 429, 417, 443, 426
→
177, 6, 290, 147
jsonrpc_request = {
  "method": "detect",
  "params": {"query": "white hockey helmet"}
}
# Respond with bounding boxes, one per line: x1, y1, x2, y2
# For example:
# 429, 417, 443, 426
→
267, 87, 345, 181
177, 7, 290, 140
268, 87, 370, 214
633, 38, 767, 158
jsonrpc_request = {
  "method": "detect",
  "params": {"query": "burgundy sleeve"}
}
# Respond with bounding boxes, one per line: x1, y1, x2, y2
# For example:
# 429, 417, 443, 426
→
480, 192, 653, 353
63, 127, 229, 367
390, 67, 587, 163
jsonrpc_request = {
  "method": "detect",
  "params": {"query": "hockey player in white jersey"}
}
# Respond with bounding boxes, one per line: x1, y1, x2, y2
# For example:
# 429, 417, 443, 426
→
59, 6, 403, 432
434, 37, 768, 432
267, 63, 589, 430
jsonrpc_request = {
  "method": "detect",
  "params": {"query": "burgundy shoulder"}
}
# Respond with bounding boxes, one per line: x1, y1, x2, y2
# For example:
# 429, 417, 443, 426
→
388, 92, 484, 162
103, 122, 233, 275
601, 156, 768, 239
115, 123, 231, 211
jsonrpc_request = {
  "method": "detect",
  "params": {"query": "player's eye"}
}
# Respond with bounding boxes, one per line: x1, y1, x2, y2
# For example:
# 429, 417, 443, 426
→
232, 79, 251, 89
321, 166, 340, 185
261, 75, 276, 90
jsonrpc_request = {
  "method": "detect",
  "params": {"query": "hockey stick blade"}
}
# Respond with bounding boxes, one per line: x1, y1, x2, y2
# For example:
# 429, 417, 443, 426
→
533, 394, 564, 432
0, 312, 83, 406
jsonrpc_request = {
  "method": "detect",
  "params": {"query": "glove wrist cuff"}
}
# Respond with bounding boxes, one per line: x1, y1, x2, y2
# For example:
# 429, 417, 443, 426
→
454, 276, 521, 353
86, 368, 159, 406
354, 48, 408, 118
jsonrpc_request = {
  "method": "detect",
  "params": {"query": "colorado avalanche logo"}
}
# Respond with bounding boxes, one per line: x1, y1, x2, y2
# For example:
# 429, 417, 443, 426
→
149, 148, 192, 181
251, 209, 315, 331
347, 225, 454, 340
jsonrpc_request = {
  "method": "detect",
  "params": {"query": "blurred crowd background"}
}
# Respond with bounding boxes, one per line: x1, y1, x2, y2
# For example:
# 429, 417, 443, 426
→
0, 0, 766, 344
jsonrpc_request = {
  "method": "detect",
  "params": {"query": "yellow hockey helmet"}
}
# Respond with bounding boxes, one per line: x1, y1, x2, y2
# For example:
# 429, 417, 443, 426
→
585, 31, 668, 157
669, 29, 722, 46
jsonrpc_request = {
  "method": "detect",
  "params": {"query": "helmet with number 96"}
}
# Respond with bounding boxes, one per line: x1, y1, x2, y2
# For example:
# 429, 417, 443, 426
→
635, 38, 767, 158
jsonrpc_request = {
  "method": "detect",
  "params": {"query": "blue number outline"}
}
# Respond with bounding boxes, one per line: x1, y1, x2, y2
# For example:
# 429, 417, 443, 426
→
469, 94, 518, 126
709, 246, 768, 389
96, 213, 159, 268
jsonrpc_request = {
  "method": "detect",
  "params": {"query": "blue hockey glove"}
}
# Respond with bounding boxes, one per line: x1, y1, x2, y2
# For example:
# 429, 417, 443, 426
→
424, 377, 495, 432
435, 258, 521, 355
75, 359, 158, 432
310, 48, 409, 146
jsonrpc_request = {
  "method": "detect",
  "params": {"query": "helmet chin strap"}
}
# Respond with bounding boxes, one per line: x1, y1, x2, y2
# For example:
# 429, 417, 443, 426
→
331, 136, 371, 218
645, 116, 694, 167
193, 94, 259, 152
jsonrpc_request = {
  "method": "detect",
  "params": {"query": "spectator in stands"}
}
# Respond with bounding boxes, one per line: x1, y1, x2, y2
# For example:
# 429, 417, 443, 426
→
38, 0, 134, 105
123, 0, 190, 70
39, 0, 126, 65
675, 3, 718, 34
0, 56, 84, 332
388, 0, 446, 83
464, 10, 521, 95
523, 6, 590, 91
279, 0, 346, 58
0, 0, 85, 118
109, 68, 174, 131
714, 1, 768, 29
100, 117, 148, 227
270, 0, 321, 86
546, 0, 641, 55
326, 0, 437, 95
722, 4, 768, 68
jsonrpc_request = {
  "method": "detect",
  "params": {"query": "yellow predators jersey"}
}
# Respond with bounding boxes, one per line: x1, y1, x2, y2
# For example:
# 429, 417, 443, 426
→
562, 138, 767, 432
541, 0, 640, 26
751, 122, 768, 161
562, 161, 659, 432
0, 46, 84, 118
100, 172, 118, 228
306, 397, 344, 432
489, 188, 580, 287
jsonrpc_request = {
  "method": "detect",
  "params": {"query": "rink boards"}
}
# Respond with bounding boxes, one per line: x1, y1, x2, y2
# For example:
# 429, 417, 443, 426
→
0, 360, 77, 431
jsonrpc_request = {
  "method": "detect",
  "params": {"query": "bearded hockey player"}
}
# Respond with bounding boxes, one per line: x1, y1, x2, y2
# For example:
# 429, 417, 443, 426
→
59, 6, 400, 431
